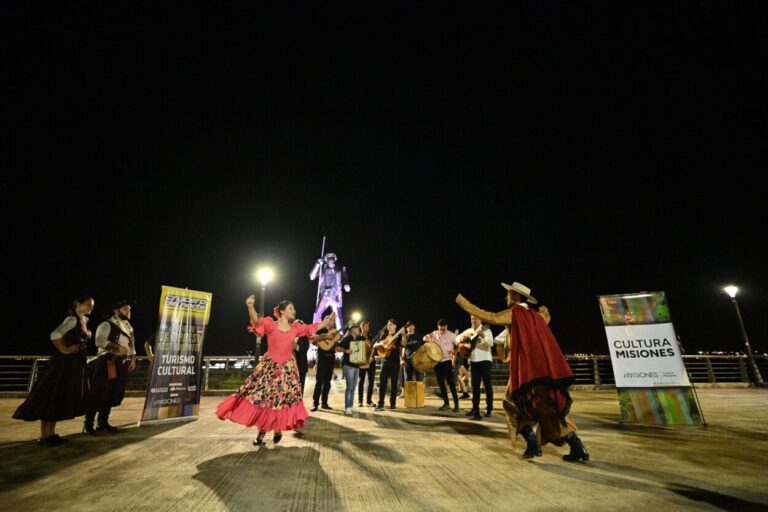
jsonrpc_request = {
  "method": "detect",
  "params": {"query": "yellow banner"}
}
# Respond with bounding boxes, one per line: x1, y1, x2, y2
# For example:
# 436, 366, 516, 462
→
140, 286, 213, 423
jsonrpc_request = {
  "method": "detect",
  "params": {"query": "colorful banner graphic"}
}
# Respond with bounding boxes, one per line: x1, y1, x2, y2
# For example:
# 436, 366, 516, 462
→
140, 286, 212, 423
617, 388, 703, 425
599, 291, 702, 425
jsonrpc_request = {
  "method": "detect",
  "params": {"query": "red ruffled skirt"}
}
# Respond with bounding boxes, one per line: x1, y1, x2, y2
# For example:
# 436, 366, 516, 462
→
216, 356, 307, 432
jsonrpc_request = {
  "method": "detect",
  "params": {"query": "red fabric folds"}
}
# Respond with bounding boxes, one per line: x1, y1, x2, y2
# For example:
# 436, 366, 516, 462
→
508, 304, 574, 423
216, 394, 308, 432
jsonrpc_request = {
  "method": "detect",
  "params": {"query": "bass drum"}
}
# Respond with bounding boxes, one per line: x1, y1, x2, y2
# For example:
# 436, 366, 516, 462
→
412, 342, 442, 373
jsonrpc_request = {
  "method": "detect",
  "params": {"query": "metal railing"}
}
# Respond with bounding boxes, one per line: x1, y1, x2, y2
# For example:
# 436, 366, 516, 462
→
1, 354, 766, 393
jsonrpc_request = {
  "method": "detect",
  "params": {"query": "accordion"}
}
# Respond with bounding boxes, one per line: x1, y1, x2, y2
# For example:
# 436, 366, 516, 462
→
349, 340, 368, 365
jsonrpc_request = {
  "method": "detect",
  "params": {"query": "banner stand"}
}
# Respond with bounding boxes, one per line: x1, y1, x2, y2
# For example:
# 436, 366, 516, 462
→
140, 286, 213, 425
598, 291, 704, 426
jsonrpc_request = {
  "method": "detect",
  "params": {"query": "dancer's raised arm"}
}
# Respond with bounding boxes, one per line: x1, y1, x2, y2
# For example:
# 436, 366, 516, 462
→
245, 295, 260, 324
455, 294, 513, 326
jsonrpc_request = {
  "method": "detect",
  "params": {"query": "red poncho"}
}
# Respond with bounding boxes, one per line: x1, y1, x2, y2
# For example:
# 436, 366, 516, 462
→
507, 304, 574, 424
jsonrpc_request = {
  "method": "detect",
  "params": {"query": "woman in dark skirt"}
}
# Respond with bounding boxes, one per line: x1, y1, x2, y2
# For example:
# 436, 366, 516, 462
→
13, 296, 94, 446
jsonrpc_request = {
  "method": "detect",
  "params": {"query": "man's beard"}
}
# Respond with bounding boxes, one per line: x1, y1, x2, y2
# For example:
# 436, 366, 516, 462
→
117, 313, 130, 321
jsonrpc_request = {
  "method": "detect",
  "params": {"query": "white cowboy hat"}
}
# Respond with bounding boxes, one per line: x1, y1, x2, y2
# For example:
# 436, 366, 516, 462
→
501, 281, 538, 304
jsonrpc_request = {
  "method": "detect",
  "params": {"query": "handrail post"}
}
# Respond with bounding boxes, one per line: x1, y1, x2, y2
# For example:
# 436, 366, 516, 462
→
739, 357, 749, 383
592, 357, 601, 385
28, 359, 39, 392
706, 357, 716, 383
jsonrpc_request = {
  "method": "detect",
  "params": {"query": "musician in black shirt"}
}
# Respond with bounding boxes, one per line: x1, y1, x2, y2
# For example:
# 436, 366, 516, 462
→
357, 321, 377, 407
403, 320, 423, 382
338, 323, 365, 415
373, 319, 405, 410
311, 327, 338, 411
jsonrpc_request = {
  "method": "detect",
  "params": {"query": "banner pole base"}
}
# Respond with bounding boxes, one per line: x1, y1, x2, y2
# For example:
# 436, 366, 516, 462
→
137, 415, 198, 428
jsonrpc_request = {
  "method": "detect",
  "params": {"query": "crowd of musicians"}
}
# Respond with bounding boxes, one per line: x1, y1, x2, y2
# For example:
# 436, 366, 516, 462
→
302, 316, 496, 420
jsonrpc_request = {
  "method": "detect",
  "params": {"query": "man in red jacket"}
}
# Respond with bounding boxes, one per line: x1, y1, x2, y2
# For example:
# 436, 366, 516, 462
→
456, 282, 589, 462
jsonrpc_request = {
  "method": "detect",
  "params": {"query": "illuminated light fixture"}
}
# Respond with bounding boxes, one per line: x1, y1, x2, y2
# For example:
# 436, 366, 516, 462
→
256, 267, 274, 286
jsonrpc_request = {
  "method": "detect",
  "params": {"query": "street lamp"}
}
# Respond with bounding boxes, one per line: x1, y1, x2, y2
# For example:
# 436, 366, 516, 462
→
254, 266, 274, 365
351, 311, 362, 323
723, 285, 763, 385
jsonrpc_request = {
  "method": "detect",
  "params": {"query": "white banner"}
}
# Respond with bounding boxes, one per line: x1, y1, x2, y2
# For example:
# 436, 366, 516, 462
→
606, 322, 690, 387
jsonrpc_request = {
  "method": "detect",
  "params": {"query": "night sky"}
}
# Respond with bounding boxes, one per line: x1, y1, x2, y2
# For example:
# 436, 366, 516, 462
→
3, 3, 766, 356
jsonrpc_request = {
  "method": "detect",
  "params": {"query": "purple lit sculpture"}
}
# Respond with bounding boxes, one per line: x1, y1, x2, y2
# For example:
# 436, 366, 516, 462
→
309, 250, 349, 331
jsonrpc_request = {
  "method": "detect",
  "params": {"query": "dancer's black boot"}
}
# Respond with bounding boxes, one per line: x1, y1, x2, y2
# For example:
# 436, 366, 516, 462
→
562, 432, 589, 462
521, 425, 542, 458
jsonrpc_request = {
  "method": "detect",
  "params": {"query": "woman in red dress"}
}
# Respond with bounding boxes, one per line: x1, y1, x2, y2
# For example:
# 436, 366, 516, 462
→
216, 295, 336, 445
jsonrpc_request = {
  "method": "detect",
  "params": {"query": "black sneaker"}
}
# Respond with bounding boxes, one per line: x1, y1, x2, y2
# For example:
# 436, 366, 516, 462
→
82, 424, 96, 435
96, 423, 118, 433
358, 402, 363, 408
273, 433, 283, 444
453, 405, 460, 413
374, 404, 385, 411
469, 413, 482, 421
366, 401, 375, 407
321, 404, 332, 410
389, 405, 396, 410
485, 410, 492, 417
438, 403, 450, 411
465, 409, 479, 416
310, 404, 319, 412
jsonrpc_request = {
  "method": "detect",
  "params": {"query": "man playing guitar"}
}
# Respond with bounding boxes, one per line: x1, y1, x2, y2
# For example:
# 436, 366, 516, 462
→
373, 319, 405, 410
456, 315, 495, 420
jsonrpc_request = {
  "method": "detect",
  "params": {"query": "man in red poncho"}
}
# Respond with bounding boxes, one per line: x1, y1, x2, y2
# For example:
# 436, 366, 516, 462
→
456, 282, 589, 462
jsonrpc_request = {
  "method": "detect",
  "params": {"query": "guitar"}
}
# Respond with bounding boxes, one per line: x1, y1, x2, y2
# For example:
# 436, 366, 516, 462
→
495, 329, 510, 363
375, 327, 406, 358
457, 325, 489, 358
315, 330, 341, 351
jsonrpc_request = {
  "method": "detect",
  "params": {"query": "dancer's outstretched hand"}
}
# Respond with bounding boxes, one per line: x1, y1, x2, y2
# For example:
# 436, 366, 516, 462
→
246, 295, 256, 308
455, 293, 468, 307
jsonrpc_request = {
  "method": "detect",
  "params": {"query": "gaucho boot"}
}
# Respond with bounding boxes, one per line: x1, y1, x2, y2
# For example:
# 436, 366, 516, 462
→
82, 413, 96, 434
521, 425, 542, 458
96, 410, 118, 432
562, 432, 590, 462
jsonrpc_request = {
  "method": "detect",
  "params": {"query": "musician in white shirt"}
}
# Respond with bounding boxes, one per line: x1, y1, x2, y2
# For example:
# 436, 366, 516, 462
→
456, 315, 495, 419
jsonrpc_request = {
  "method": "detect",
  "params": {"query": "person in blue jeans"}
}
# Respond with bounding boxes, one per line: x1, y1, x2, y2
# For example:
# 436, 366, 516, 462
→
339, 323, 365, 415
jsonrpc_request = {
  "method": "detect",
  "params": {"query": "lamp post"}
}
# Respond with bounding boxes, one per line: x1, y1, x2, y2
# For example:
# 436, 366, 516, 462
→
724, 285, 763, 385
254, 267, 274, 365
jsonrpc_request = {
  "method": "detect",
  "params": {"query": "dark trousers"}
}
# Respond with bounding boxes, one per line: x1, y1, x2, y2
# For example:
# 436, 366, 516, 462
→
404, 358, 423, 381
470, 360, 493, 412
312, 355, 334, 406
434, 360, 459, 406
358, 362, 376, 403
295, 350, 308, 396
85, 356, 128, 426
378, 362, 400, 407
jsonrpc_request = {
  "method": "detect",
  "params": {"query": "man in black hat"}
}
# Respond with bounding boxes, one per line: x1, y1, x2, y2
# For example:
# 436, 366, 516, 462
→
83, 300, 137, 433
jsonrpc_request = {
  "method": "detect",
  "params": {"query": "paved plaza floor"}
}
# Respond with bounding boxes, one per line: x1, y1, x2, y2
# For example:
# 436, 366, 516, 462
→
1, 387, 767, 511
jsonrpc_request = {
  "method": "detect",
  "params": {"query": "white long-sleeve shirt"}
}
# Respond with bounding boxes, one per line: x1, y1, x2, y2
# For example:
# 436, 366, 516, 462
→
50, 316, 89, 340
95, 317, 136, 358
456, 326, 495, 363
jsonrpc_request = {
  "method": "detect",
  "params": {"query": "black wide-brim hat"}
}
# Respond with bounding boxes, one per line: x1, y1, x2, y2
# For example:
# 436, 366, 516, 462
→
111, 299, 136, 310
